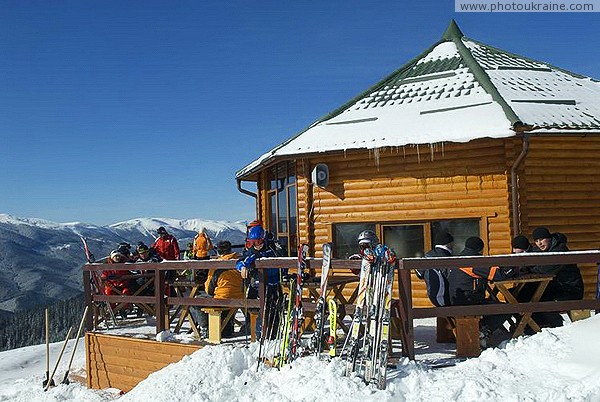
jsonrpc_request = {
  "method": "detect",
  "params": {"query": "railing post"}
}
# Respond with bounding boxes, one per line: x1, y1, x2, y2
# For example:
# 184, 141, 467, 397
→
83, 268, 93, 331
397, 260, 415, 360
258, 268, 267, 342
155, 267, 166, 333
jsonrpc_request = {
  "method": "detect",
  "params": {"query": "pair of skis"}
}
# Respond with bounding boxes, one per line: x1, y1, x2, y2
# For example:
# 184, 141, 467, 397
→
270, 243, 336, 367
80, 236, 117, 328
310, 243, 338, 357
342, 244, 396, 390
268, 243, 309, 367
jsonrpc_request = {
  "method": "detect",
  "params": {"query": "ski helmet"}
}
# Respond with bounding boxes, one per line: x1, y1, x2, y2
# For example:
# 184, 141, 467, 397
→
357, 230, 378, 247
247, 225, 265, 240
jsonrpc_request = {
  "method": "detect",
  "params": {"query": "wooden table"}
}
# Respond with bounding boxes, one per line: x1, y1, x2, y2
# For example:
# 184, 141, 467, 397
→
487, 274, 555, 337
99, 272, 156, 317
169, 279, 204, 337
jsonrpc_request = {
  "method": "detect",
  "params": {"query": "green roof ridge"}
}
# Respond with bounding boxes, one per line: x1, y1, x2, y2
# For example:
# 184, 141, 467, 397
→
442, 19, 464, 41
445, 22, 522, 127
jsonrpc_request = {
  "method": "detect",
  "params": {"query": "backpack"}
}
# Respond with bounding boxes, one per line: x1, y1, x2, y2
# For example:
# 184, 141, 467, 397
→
415, 247, 452, 307
417, 269, 450, 307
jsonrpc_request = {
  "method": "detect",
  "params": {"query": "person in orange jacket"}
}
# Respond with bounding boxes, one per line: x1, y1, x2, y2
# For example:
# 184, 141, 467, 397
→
193, 241, 242, 338
193, 227, 214, 260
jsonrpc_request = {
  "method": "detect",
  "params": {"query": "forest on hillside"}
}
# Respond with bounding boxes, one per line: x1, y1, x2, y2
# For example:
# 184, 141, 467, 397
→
0, 294, 84, 352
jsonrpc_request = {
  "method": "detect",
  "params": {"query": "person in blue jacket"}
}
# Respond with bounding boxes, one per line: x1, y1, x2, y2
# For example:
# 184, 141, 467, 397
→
236, 224, 286, 339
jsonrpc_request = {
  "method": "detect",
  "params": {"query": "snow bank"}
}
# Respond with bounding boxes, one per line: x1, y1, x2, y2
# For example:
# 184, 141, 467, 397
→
2, 316, 600, 401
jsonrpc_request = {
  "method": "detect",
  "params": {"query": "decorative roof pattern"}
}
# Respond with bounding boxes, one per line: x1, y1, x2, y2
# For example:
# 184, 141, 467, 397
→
236, 21, 600, 179
464, 39, 600, 130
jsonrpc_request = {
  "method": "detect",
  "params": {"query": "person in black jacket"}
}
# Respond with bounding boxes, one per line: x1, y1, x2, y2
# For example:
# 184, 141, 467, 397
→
447, 237, 516, 345
416, 231, 454, 307
519, 227, 584, 328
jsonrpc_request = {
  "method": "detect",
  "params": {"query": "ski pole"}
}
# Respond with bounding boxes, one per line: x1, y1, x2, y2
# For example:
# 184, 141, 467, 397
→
61, 306, 89, 384
42, 308, 55, 388
44, 326, 73, 391
243, 279, 249, 346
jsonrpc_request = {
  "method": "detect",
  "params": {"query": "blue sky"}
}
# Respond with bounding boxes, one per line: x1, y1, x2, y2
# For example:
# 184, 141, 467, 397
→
1, 1, 598, 225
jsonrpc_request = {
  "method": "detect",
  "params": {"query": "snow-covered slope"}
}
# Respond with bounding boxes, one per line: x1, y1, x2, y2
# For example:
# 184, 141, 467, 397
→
0, 214, 247, 314
1, 316, 599, 401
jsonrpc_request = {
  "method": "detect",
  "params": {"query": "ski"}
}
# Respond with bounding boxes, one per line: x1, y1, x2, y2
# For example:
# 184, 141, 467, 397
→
274, 278, 295, 368
342, 241, 396, 390
80, 236, 95, 263
328, 299, 337, 357
420, 357, 467, 369
311, 242, 332, 355
375, 246, 395, 389
342, 254, 372, 376
288, 243, 309, 362
80, 236, 117, 328
596, 261, 600, 313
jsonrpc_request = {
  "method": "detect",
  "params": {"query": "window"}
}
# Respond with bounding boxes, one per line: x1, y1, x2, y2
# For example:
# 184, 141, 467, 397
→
334, 223, 376, 259
431, 219, 480, 253
266, 161, 297, 256
383, 225, 425, 258
333, 218, 480, 258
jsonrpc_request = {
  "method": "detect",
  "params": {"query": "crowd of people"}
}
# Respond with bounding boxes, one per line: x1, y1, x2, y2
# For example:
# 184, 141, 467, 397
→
418, 226, 584, 346
98, 221, 585, 345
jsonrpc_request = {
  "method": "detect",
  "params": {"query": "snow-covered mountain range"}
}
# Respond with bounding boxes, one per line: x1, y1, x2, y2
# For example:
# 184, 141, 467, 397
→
0, 214, 248, 315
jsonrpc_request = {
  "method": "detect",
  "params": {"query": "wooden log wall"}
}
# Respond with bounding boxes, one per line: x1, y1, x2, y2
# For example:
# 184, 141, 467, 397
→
518, 135, 600, 298
86, 333, 200, 392
295, 138, 514, 307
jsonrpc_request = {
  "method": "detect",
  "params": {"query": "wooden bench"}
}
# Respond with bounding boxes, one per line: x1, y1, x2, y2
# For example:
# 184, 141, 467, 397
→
201, 307, 259, 344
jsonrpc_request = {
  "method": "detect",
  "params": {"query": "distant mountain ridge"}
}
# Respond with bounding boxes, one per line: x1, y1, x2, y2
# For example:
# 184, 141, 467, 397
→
0, 214, 248, 315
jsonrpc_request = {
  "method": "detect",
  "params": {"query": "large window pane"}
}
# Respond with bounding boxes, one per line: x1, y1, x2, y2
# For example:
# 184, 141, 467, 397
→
277, 187, 288, 233
431, 219, 480, 254
268, 192, 277, 234
333, 223, 376, 259
288, 185, 297, 255
383, 225, 425, 258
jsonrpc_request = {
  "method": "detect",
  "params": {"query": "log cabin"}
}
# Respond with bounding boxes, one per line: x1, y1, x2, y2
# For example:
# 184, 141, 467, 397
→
235, 20, 600, 306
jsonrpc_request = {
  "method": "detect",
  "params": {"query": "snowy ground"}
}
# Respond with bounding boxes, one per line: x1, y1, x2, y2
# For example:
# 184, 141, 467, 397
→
1, 315, 600, 402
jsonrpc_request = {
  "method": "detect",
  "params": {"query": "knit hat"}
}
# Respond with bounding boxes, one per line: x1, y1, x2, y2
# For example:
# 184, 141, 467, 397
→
157, 226, 168, 235
532, 227, 552, 241
434, 231, 454, 245
511, 235, 530, 250
137, 242, 149, 253
217, 240, 232, 254
110, 250, 125, 262
465, 236, 484, 252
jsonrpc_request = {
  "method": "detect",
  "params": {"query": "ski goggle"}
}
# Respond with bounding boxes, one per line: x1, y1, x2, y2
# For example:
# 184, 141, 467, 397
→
358, 241, 372, 249
246, 239, 264, 248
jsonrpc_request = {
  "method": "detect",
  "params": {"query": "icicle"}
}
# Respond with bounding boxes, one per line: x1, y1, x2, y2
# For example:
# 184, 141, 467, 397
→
430, 143, 434, 162
373, 147, 381, 170
416, 144, 421, 164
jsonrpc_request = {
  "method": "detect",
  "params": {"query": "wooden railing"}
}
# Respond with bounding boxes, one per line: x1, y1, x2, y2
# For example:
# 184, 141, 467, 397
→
83, 251, 600, 360
396, 250, 600, 359
82, 258, 362, 334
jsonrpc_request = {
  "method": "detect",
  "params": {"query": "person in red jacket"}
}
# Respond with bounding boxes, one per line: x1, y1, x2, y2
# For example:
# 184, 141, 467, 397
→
101, 249, 138, 318
152, 226, 181, 260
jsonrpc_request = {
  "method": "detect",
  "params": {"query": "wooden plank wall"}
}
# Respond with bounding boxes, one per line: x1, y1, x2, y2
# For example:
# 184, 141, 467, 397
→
518, 136, 600, 298
296, 138, 513, 307
86, 333, 201, 392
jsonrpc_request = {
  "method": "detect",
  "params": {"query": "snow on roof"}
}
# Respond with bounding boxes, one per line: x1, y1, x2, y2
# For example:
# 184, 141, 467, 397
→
464, 39, 600, 130
236, 21, 600, 179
